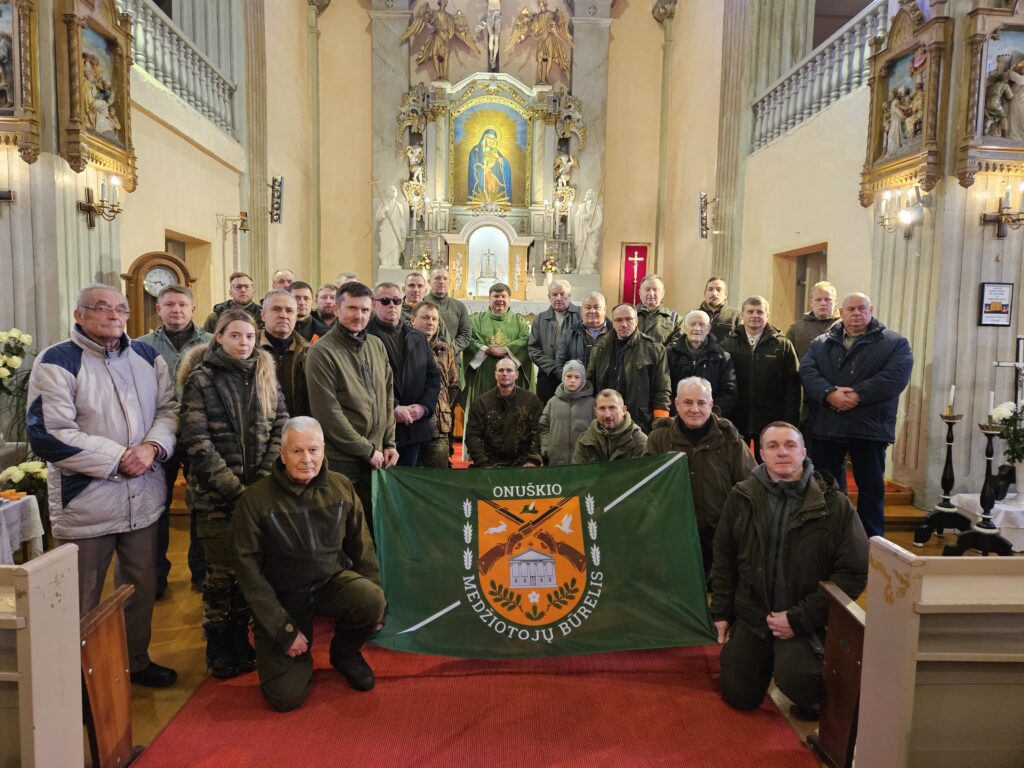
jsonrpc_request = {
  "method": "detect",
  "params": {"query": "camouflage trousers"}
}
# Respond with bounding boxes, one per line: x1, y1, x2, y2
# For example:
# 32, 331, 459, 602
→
419, 436, 451, 469
196, 514, 250, 630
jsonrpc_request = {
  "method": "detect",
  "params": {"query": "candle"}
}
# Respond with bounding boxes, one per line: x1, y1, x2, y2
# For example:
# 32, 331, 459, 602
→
947, 385, 955, 410
1018, 182, 1024, 213
881, 196, 888, 216
990, 390, 995, 417
1004, 184, 1012, 210
113, 185, 120, 206
100, 182, 107, 203
567, 201, 573, 236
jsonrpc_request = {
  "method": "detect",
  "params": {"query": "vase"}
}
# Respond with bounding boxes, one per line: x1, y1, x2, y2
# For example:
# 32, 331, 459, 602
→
1016, 461, 1024, 496
544, 271, 552, 287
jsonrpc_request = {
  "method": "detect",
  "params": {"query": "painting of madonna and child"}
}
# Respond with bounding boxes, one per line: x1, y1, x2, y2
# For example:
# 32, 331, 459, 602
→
452, 100, 530, 210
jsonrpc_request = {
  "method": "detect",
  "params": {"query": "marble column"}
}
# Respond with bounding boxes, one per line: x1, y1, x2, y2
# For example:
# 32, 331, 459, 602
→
243, 0, 269, 290
370, 1, 412, 282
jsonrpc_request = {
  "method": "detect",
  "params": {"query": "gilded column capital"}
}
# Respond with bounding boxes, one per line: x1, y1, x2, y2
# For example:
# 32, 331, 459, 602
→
652, 0, 678, 25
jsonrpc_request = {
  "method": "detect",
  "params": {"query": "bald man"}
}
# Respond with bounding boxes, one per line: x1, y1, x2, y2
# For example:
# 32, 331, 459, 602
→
799, 293, 913, 538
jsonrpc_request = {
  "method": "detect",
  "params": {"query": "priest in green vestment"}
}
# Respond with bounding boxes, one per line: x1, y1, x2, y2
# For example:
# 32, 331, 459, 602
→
463, 283, 533, 410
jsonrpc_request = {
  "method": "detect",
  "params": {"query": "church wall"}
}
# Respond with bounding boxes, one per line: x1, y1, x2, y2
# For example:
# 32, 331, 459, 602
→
661, 1, 725, 312
318, 0, 373, 283
264, 0, 314, 288
602, 0, 662, 305
738, 86, 874, 308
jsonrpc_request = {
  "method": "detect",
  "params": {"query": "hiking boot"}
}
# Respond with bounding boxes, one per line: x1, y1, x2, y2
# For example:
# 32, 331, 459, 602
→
205, 625, 240, 679
790, 703, 821, 722
231, 620, 257, 674
334, 651, 375, 691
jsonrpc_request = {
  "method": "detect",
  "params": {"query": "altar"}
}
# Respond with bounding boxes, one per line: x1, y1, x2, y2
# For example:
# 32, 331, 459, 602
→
369, 1, 612, 305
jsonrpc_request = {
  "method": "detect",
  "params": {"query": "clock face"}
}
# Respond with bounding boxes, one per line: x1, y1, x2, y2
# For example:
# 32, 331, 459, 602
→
144, 265, 178, 297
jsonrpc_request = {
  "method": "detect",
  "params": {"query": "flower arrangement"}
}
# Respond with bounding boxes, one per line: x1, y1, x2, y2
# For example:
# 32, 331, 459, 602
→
540, 252, 559, 274
0, 460, 47, 498
411, 248, 432, 272
0, 328, 33, 443
992, 400, 1024, 463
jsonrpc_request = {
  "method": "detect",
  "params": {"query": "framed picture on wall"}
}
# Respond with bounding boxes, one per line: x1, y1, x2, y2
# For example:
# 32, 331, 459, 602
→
55, 0, 137, 190
979, 282, 1013, 326
0, 0, 41, 164
620, 243, 650, 305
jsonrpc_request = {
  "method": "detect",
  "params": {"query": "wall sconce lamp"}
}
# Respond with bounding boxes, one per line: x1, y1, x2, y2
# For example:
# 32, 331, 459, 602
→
698, 192, 718, 239
269, 176, 284, 223
878, 185, 930, 239
980, 181, 1024, 239
0, 190, 15, 203
77, 176, 122, 229
217, 211, 250, 233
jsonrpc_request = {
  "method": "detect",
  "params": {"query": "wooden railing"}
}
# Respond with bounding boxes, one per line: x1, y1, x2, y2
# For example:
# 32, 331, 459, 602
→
751, 0, 888, 150
117, 0, 236, 135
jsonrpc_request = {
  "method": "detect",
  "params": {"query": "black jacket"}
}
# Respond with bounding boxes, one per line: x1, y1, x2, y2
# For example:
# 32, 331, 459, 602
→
555, 320, 612, 371
721, 325, 801, 437
799, 318, 913, 444
296, 314, 330, 343
586, 330, 671, 434
710, 467, 868, 640
666, 332, 738, 419
367, 318, 441, 448
699, 302, 741, 342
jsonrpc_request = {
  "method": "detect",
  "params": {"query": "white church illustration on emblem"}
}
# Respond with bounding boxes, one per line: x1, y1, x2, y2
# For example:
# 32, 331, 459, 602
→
510, 548, 556, 589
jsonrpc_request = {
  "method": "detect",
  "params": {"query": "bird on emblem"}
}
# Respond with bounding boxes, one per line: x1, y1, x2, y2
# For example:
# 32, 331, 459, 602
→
485, 521, 507, 535
554, 514, 573, 534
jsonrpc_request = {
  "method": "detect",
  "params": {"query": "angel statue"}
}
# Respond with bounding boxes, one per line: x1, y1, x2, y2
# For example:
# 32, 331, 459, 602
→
506, 0, 574, 85
406, 144, 425, 184
554, 151, 575, 189
400, 0, 480, 82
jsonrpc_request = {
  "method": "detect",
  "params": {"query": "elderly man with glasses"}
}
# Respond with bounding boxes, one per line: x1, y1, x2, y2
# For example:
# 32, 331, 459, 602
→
27, 283, 180, 688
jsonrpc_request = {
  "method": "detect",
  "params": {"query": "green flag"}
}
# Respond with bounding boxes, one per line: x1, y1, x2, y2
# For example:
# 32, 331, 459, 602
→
372, 453, 716, 658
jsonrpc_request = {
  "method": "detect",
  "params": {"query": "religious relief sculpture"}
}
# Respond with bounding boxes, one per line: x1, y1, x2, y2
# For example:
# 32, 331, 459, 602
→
400, 0, 480, 83
554, 150, 575, 189
396, 83, 430, 146
376, 185, 409, 268
406, 143, 425, 184
572, 189, 602, 276
985, 55, 1015, 137
506, 0, 574, 86
553, 87, 587, 149
476, 0, 502, 73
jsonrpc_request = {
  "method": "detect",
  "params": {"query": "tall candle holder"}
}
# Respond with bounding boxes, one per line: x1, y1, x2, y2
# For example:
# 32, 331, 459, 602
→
942, 420, 1014, 557
914, 411, 972, 546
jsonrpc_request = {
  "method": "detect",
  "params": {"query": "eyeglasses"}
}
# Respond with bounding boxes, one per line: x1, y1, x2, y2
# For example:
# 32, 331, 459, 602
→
375, 297, 403, 306
81, 303, 130, 318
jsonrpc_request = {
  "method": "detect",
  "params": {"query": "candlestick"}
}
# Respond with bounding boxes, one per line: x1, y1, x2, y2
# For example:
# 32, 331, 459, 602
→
989, 390, 995, 418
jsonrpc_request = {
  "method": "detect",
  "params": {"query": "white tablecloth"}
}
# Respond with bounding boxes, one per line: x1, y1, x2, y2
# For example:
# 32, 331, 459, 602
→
0, 495, 44, 564
950, 493, 1024, 552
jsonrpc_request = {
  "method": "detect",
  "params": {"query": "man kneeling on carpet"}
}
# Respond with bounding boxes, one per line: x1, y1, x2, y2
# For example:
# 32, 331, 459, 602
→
232, 416, 387, 711
709, 422, 868, 720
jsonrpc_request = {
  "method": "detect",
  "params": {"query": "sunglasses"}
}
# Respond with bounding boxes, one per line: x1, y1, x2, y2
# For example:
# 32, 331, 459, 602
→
375, 297, 403, 306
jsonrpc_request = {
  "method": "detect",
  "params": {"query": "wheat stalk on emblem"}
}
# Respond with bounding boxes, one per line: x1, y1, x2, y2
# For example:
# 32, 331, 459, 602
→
463, 522, 473, 544
585, 495, 595, 516
463, 499, 472, 518
590, 545, 601, 566
463, 549, 473, 570
588, 519, 598, 541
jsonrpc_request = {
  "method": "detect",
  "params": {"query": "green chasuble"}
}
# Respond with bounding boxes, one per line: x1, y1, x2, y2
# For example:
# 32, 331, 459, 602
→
463, 310, 534, 407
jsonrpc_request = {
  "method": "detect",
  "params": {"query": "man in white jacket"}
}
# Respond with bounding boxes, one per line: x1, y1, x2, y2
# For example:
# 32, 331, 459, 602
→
27, 284, 179, 687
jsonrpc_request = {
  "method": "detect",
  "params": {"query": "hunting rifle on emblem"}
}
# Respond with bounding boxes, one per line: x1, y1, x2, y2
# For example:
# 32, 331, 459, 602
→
477, 496, 587, 576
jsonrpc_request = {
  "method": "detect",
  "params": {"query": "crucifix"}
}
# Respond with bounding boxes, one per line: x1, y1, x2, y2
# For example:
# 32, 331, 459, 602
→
941, 337, 1020, 557
626, 250, 645, 304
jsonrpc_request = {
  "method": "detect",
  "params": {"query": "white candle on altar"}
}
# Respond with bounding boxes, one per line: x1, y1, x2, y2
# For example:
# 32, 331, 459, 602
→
989, 390, 995, 417
100, 182, 107, 203
567, 201, 573, 236
947, 385, 955, 410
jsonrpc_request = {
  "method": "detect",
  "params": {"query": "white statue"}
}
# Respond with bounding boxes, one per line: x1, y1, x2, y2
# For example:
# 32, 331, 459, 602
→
377, 185, 409, 268
573, 189, 602, 275
476, 0, 502, 72
554, 151, 575, 189
406, 144, 425, 184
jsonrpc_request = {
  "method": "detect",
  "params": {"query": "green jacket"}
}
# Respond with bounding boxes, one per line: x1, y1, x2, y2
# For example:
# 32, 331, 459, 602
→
586, 330, 671, 433
259, 330, 310, 418
232, 459, 380, 652
305, 324, 396, 464
572, 413, 648, 464
710, 468, 868, 640
178, 343, 287, 518
137, 323, 213, 398
465, 386, 543, 467
636, 303, 684, 348
203, 299, 262, 333
538, 382, 595, 466
427, 292, 473, 354
645, 414, 755, 533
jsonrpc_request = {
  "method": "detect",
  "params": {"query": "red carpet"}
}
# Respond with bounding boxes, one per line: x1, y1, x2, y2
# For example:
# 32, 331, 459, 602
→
134, 624, 818, 768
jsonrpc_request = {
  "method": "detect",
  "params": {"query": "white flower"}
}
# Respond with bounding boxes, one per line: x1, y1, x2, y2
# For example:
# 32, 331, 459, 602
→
528, 591, 540, 604
19, 461, 44, 472
993, 401, 1017, 423
6, 356, 22, 369
19, 334, 30, 346
0, 367, 10, 380
0, 331, 8, 342
7, 468, 24, 485
34, 468, 47, 480
0, 467, 15, 483
7, 328, 21, 340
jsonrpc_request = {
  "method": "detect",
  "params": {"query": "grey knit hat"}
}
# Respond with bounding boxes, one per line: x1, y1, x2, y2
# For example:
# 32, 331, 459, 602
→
561, 359, 587, 389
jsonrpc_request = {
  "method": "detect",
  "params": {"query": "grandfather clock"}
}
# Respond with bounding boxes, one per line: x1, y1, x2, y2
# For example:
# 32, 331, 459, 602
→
122, 252, 195, 337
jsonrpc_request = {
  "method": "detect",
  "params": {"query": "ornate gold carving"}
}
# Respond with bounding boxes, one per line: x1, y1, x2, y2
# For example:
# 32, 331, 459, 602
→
652, 0, 677, 25
56, 0, 137, 189
396, 83, 430, 145
868, 555, 911, 606
0, 0, 42, 165
897, 0, 925, 27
